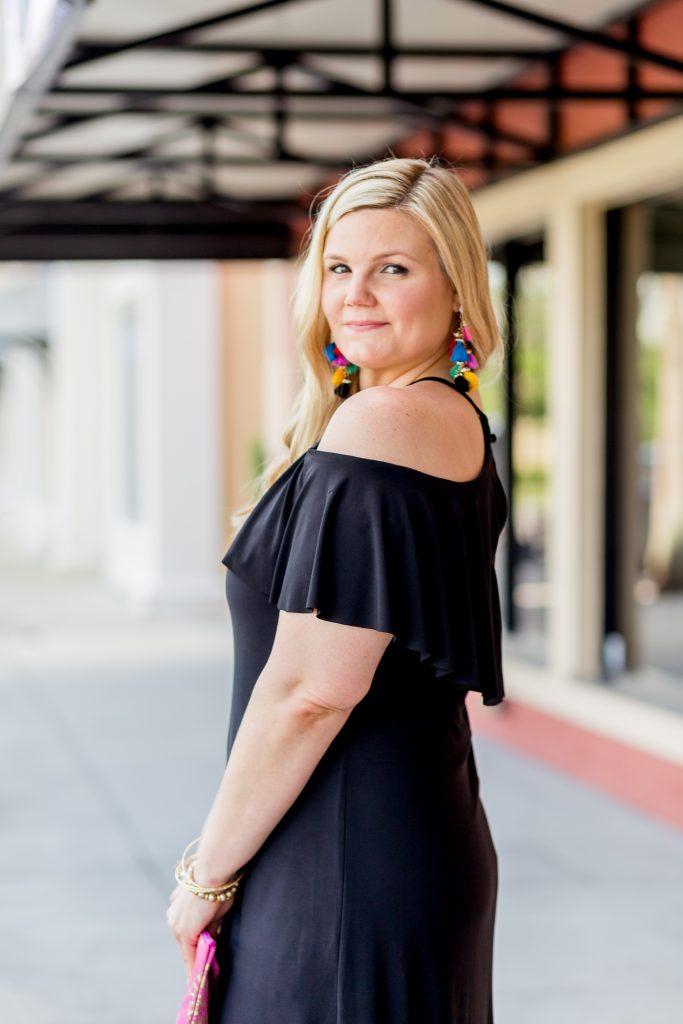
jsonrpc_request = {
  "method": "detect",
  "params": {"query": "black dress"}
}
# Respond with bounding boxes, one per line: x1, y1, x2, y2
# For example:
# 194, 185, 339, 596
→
213, 378, 509, 1024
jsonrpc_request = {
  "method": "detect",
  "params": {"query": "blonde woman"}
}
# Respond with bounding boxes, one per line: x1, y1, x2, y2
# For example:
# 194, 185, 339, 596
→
167, 157, 508, 1024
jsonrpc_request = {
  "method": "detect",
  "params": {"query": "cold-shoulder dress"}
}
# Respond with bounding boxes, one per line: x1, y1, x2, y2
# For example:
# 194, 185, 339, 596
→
213, 377, 509, 1024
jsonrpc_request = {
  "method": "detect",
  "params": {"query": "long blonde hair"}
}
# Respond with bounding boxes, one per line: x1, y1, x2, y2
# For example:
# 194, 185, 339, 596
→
230, 156, 504, 531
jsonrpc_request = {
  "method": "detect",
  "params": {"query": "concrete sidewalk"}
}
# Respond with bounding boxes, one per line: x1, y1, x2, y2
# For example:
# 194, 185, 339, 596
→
1, 580, 682, 1023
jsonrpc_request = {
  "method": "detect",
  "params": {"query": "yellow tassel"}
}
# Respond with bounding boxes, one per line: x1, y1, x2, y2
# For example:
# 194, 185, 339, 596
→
332, 366, 346, 387
463, 370, 479, 390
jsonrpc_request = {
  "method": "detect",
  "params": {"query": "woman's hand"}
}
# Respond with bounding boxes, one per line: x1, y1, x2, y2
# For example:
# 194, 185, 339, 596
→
166, 885, 235, 976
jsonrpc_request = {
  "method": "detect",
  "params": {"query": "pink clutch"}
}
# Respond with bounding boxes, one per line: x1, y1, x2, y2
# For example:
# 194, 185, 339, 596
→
176, 930, 220, 1024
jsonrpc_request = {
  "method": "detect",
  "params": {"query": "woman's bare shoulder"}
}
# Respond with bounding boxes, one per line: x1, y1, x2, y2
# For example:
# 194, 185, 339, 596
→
317, 385, 421, 465
317, 382, 485, 482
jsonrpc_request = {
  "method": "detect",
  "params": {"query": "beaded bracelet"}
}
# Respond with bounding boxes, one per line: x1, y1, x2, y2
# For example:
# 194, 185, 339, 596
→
174, 836, 245, 903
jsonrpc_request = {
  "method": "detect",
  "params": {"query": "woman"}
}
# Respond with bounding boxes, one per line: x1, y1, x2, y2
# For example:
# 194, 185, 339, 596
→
167, 156, 508, 1024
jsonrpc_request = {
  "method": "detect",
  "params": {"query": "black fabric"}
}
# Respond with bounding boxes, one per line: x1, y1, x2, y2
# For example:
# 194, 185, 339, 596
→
223, 379, 508, 705
213, 383, 507, 1023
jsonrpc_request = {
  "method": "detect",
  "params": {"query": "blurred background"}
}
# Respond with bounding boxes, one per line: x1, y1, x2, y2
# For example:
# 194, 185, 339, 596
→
1, 1, 682, 1022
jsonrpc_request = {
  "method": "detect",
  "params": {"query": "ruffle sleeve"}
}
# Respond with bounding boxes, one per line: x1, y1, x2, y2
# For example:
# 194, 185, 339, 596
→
222, 447, 507, 705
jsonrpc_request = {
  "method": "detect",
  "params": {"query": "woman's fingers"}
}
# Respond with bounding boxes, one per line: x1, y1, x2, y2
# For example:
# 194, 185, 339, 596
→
165, 887, 236, 976
167, 910, 197, 974
180, 938, 198, 977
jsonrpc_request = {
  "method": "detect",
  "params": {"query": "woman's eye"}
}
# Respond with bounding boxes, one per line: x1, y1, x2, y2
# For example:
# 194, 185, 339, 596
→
325, 262, 407, 275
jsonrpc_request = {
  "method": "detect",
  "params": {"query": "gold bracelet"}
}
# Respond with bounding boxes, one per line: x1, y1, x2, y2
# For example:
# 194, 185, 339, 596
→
174, 836, 245, 902
174, 860, 244, 902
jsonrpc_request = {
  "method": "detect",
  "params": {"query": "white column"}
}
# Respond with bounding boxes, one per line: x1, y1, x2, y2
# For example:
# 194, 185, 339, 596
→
99, 262, 159, 599
546, 201, 606, 678
152, 261, 222, 606
45, 260, 222, 609
100, 261, 221, 608
47, 263, 107, 572
0, 344, 49, 558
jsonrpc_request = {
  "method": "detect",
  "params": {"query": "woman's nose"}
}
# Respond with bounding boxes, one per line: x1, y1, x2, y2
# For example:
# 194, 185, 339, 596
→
343, 273, 375, 306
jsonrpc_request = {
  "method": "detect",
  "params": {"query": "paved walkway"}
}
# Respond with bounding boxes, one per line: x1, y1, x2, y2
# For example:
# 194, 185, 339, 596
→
1, 577, 681, 1023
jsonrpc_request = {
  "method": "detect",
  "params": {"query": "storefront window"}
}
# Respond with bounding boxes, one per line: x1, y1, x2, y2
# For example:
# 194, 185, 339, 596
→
634, 270, 683, 680
488, 255, 551, 664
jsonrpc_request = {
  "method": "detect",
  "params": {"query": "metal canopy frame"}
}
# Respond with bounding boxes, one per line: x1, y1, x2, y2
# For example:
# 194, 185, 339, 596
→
0, 0, 681, 258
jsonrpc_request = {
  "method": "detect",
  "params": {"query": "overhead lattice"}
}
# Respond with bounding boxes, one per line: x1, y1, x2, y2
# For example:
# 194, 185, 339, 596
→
0, 0, 682, 258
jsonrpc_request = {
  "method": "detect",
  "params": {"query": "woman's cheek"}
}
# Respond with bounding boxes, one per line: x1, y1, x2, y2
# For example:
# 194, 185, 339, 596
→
321, 281, 342, 315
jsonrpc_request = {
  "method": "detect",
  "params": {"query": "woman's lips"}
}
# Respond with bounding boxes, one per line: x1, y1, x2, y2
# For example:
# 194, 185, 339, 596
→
344, 321, 387, 330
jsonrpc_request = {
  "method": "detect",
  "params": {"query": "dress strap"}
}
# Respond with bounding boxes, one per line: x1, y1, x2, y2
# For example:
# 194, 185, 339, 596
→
406, 376, 497, 443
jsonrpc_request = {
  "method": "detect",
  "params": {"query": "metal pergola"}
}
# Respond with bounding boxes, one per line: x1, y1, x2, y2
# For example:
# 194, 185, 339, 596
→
0, 0, 681, 258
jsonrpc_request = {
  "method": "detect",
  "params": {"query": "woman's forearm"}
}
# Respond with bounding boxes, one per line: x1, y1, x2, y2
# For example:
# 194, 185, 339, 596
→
192, 670, 352, 886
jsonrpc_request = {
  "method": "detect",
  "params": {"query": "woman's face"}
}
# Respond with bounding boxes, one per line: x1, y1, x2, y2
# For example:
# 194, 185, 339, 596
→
321, 207, 458, 386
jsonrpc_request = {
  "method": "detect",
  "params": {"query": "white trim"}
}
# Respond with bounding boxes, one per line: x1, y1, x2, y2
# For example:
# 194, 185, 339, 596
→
474, 112, 683, 244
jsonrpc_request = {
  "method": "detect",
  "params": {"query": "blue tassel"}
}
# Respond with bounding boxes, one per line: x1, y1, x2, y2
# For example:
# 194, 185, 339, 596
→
450, 341, 468, 363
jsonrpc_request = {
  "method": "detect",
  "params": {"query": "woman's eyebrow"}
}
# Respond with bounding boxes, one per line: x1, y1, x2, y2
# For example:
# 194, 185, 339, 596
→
323, 251, 414, 260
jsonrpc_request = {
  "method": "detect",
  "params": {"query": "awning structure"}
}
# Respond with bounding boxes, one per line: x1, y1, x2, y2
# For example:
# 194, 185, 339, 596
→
0, 0, 682, 258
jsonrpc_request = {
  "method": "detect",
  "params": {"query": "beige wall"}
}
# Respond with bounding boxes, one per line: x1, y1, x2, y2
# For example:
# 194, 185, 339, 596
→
218, 259, 298, 547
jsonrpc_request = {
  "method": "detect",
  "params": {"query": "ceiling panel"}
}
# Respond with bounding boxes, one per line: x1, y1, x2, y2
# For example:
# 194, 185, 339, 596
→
194, 0, 379, 46
60, 50, 257, 90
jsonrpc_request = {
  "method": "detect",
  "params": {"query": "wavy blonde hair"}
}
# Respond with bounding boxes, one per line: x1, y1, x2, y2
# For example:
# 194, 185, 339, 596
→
230, 156, 504, 532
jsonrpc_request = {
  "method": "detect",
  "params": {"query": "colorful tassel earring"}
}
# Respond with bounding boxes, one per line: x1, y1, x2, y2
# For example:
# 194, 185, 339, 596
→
448, 312, 479, 393
324, 341, 359, 398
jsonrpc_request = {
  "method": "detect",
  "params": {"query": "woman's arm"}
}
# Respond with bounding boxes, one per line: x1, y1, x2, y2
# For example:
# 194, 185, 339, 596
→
167, 606, 393, 971
195, 607, 393, 884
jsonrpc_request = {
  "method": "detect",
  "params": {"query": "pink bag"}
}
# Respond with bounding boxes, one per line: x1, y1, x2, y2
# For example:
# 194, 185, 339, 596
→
176, 930, 220, 1024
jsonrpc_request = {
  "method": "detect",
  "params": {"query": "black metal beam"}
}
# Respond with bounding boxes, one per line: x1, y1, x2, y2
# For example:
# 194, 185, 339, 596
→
626, 15, 641, 126
67, 41, 564, 60
272, 64, 286, 161
51, 84, 683, 101
460, 0, 683, 74
545, 53, 562, 162
0, 201, 294, 230
0, 228, 293, 260
7, 152, 536, 169
500, 238, 523, 634
32, 102, 527, 122
381, 0, 395, 94
0, 200, 296, 259
479, 100, 496, 172
603, 206, 623, 671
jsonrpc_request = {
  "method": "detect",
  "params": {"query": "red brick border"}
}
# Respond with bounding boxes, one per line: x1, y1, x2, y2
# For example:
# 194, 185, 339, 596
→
467, 696, 683, 832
